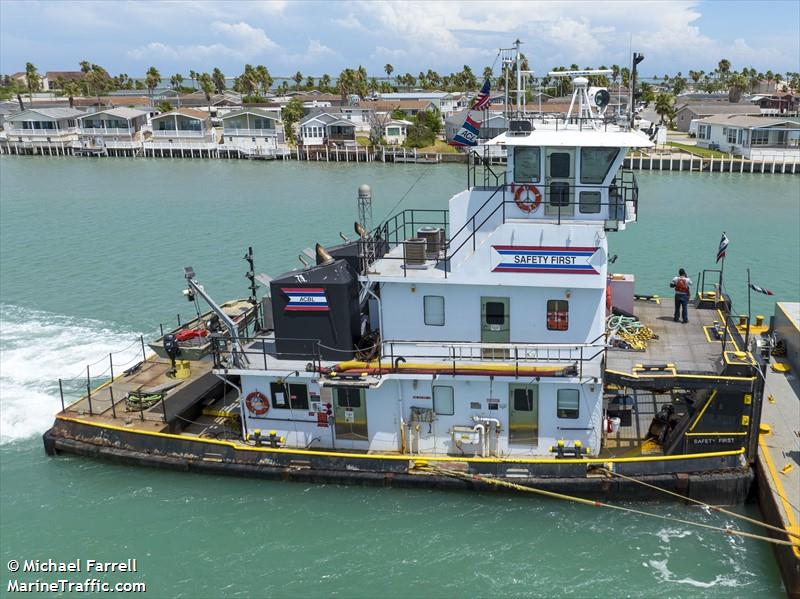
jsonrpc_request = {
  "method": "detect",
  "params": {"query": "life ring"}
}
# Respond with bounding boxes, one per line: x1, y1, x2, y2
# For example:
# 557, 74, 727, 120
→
245, 391, 269, 415
513, 184, 542, 213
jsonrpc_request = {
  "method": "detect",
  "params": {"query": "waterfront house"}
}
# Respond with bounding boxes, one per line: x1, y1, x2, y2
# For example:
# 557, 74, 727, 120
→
383, 119, 413, 145
378, 92, 464, 116
149, 108, 213, 143
77, 107, 148, 151
364, 99, 438, 119
750, 93, 799, 116
43, 71, 85, 91
297, 111, 357, 146
674, 102, 760, 132
220, 108, 285, 155
695, 115, 800, 161
4, 107, 83, 151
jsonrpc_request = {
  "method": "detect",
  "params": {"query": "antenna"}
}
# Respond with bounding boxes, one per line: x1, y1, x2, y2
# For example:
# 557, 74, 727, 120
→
548, 70, 613, 126
243, 246, 261, 331
357, 184, 372, 231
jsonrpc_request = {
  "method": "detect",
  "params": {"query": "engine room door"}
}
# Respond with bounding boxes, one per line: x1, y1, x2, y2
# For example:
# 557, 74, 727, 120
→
545, 148, 575, 217
333, 387, 368, 443
508, 384, 539, 447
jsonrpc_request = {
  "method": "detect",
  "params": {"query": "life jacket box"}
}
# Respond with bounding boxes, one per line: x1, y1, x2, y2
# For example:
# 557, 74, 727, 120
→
608, 274, 635, 316
270, 260, 360, 361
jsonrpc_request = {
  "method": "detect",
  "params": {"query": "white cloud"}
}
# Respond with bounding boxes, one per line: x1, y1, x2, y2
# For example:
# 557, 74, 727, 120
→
332, 13, 365, 30
128, 20, 278, 61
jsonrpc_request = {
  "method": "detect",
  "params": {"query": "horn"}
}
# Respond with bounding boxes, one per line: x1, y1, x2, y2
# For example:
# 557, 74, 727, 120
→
316, 243, 334, 265
354, 222, 368, 238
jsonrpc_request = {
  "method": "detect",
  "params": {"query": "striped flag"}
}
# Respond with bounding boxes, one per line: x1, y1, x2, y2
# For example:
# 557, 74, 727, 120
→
470, 78, 492, 111
749, 283, 774, 295
716, 232, 729, 263
449, 113, 482, 147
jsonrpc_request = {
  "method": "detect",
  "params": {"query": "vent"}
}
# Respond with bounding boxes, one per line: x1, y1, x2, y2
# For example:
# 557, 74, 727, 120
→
403, 238, 427, 267
417, 226, 444, 258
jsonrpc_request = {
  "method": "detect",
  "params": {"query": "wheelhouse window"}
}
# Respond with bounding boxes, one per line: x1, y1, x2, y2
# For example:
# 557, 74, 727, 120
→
514, 147, 541, 182
547, 300, 569, 331
423, 295, 445, 326
269, 382, 309, 410
550, 152, 571, 177
579, 191, 601, 214
580, 148, 619, 184
433, 386, 454, 415
557, 389, 580, 419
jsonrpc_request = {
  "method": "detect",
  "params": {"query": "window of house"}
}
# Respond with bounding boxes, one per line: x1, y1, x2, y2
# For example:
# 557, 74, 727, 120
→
514, 147, 541, 182
727, 128, 737, 144
556, 389, 580, 419
580, 148, 618, 183
269, 382, 309, 410
579, 191, 601, 214
387, 127, 400, 136
550, 152, 571, 177
424, 295, 445, 326
547, 300, 569, 331
751, 129, 769, 145
433, 386, 454, 415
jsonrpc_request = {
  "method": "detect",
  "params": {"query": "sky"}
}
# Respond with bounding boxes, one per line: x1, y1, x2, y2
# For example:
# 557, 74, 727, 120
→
1, 0, 798, 79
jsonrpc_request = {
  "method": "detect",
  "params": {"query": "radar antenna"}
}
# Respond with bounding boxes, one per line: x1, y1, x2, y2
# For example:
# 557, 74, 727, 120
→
548, 69, 613, 128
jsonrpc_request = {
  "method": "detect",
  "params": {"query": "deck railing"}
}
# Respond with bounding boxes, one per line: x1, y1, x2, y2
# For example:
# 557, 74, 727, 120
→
80, 127, 132, 135
152, 129, 206, 138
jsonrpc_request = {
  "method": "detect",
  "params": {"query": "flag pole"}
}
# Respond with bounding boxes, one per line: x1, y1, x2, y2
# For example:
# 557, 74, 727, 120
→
745, 268, 752, 350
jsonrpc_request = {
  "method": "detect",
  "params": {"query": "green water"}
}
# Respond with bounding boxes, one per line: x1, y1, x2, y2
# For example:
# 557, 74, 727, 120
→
1, 157, 797, 597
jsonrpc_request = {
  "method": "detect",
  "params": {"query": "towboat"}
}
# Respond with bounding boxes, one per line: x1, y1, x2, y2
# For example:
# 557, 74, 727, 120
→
44, 72, 764, 504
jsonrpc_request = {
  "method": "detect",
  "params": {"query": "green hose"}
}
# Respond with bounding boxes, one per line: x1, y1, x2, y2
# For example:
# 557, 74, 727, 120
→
125, 392, 163, 411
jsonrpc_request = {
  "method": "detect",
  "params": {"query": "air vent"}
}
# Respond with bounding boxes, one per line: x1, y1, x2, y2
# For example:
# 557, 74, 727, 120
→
403, 238, 427, 267
509, 120, 532, 134
417, 226, 444, 258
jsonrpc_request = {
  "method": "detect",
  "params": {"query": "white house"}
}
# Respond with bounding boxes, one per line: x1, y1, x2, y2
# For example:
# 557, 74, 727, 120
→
77, 107, 148, 151
149, 108, 214, 143
383, 119, 413, 145
220, 108, 285, 155
297, 111, 357, 146
4, 107, 83, 150
696, 115, 800, 161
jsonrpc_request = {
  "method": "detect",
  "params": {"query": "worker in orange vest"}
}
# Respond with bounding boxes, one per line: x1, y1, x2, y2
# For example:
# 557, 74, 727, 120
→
670, 268, 693, 323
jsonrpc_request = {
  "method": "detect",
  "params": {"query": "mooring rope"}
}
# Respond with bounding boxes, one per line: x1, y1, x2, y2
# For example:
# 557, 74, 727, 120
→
425, 465, 800, 548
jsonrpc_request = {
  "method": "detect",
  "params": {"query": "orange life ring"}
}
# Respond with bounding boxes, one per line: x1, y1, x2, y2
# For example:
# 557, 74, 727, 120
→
245, 391, 269, 415
513, 184, 542, 213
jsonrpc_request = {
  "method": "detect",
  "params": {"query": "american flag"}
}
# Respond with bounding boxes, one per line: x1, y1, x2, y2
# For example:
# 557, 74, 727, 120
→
470, 78, 492, 111
749, 283, 774, 295
716, 232, 729, 263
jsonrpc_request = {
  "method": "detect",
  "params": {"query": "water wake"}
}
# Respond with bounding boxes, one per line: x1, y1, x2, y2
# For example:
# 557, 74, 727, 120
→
0, 305, 145, 444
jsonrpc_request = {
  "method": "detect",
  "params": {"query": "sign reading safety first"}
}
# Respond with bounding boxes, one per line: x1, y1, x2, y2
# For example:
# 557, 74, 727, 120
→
491, 246, 600, 274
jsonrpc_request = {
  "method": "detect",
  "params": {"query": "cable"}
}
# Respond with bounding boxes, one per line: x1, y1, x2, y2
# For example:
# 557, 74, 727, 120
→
378, 169, 428, 224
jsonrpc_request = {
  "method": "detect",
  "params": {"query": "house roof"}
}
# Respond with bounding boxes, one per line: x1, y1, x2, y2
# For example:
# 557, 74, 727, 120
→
73, 96, 151, 108
298, 110, 355, 127
77, 107, 148, 120
697, 115, 800, 128
386, 119, 413, 126
5, 107, 84, 121
677, 103, 760, 116
221, 107, 280, 121
379, 92, 456, 100
45, 71, 84, 81
361, 99, 436, 112
152, 108, 210, 121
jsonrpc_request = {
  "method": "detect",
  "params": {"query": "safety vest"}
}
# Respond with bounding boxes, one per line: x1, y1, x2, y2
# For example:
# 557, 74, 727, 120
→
675, 277, 690, 294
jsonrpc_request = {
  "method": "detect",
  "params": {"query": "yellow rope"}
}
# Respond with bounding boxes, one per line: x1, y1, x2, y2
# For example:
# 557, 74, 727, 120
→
426, 465, 800, 549
597, 467, 800, 540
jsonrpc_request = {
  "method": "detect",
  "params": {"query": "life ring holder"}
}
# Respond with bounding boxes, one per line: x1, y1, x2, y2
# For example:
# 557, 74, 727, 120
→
245, 390, 270, 416
512, 184, 542, 213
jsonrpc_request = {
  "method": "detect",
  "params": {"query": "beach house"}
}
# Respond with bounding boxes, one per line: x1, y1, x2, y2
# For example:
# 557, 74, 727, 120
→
297, 111, 357, 146
695, 115, 800, 161
77, 107, 148, 152
3, 107, 83, 153
220, 108, 285, 156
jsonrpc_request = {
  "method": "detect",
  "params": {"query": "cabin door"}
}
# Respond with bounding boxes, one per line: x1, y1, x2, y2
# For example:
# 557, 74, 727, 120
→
508, 384, 539, 447
333, 387, 368, 443
545, 148, 575, 217
480, 296, 510, 359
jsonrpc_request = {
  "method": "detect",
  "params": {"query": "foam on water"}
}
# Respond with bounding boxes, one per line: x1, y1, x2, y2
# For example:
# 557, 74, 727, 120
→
0, 304, 144, 444
646, 558, 741, 589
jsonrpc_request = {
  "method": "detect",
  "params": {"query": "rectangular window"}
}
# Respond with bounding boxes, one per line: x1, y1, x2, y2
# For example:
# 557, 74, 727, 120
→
269, 382, 309, 410
751, 129, 769, 145
337, 387, 361, 408
557, 389, 580, 419
580, 147, 618, 184
513, 388, 533, 411
579, 191, 601, 214
514, 147, 541, 182
433, 386, 454, 415
547, 300, 569, 331
485, 301, 506, 325
550, 152, 571, 178
424, 295, 445, 326
549, 182, 570, 206
727, 128, 737, 144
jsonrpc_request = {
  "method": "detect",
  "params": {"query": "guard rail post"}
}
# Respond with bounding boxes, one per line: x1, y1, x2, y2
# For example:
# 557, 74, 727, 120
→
109, 386, 116, 419
58, 379, 65, 413
86, 365, 93, 416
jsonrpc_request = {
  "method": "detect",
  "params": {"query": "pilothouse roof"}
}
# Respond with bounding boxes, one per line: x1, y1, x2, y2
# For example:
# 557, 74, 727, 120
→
486, 127, 653, 149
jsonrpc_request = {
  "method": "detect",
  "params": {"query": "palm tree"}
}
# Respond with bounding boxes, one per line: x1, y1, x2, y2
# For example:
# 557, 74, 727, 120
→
688, 70, 701, 84
611, 64, 620, 84
199, 72, 214, 113
319, 73, 331, 92
654, 92, 676, 126
292, 71, 303, 90
61, 80, 81, 108
79, 61, 91, 75
24, 62, 40, 102
304, 75, 315, 90
212, 68, 226, 93
255, 65, 272, 96
145, 66, 161, 106
727, 73, 748, 103
717, 59, 731, 80
170, 73, 184, 91
189, 70, 198, 90
384, 63, 393, 83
